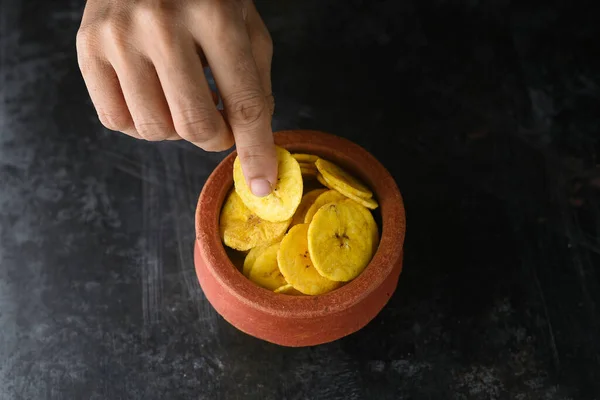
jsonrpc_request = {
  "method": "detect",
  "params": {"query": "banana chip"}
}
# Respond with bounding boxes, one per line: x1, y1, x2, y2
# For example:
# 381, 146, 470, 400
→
356, 203, 380, 254
290, 189, 327, 227
248, 242, 287, 290
308, 200, 376, 282
292, 154, 319, 163
315, 158, 373, 199
242, 245, 267, 277
303, 190, 347, 224
278, 224, 342, 295
274, 284, 304, 295
233, 146, 303, 222
320, 173, 379, 210
220, 191, 290, 251
316, 173, 329, 188
351, 193, 379, 210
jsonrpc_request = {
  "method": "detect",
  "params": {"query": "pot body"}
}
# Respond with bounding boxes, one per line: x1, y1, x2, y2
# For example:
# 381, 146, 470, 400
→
194, 242, 403, 346
194, 130, 406, 347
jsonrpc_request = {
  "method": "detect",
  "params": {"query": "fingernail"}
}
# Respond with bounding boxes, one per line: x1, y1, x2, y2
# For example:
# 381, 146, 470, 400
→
250, 179, 272, 197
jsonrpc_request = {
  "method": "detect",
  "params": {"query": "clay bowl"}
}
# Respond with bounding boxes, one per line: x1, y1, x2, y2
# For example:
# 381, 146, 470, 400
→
195, 130, 406, 347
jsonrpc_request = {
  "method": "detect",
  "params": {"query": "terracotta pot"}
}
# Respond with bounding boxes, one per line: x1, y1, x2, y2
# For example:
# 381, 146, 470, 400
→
195, 130, 406, 347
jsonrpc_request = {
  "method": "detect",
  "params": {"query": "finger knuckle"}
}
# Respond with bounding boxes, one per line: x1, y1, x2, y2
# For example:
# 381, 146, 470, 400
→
224, 91, 268, 127
101, 18, 130, 46
239, 150, 269, 166
132, 5, 179, 56
134, 4, 173, 28
75, 27, 97, 55
76, 33, 102, 77
236, 148, 272, 172
135, 120, 170, 141
173, 109, 221, 143
204, 0, 243, 28
256, 30, 273, 54
98, 110, 131, 131
237, 141, 269, 157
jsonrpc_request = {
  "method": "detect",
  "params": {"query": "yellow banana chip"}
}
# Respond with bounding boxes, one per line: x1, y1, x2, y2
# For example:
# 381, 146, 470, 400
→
290, 189, 327, 227
308, 200, 376, 282
242, 245, 267, 277
292, 153, 319, 163
356, 203, 380, 254
248, 242, 287, 290
315, 158, 373, 199
274, 284, 304, 295
320, 173, 379, 210
233, 146, 303, 222
316, 173, 329, 188
303, 190, 347, 224
220, 190, 290, 251
278, 224, 342, 295
314, 175, 379, 242
350, 192, 379, 210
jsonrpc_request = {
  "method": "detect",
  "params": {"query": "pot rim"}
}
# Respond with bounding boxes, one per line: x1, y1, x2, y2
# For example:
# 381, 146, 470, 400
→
195, 130, 406, 319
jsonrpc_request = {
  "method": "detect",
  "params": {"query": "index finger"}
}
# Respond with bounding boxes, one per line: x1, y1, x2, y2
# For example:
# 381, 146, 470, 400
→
187, 2, 276, 197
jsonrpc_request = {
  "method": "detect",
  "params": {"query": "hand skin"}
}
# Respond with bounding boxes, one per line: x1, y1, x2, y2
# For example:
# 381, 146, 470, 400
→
76, 0, 277, 196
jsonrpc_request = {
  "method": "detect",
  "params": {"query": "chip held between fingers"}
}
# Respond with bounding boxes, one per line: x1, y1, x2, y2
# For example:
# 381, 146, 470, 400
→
238, 139, 278, 197
233, 146, 303, 222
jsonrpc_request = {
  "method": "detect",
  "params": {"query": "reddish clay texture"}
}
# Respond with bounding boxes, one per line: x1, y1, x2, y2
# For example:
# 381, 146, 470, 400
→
195, 130, 406, 347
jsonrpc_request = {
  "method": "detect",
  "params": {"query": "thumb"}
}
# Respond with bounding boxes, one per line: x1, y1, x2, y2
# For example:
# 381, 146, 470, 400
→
231, 98, 278, 197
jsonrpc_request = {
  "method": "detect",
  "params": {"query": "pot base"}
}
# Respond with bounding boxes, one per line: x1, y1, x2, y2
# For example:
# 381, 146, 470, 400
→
194, 242, 403, 347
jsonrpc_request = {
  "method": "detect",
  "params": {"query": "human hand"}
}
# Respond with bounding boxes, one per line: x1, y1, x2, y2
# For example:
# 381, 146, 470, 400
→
77, 0, 276, 196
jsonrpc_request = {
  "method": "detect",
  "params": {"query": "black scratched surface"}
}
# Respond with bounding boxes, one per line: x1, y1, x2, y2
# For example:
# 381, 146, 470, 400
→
1, 0, 600, 399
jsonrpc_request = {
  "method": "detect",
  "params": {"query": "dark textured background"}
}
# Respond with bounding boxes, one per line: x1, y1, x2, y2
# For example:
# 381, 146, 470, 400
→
1, 0, 599, 398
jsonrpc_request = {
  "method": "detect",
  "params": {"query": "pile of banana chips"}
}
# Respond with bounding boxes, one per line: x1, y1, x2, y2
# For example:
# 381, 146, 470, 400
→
220, 147, 379, 296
